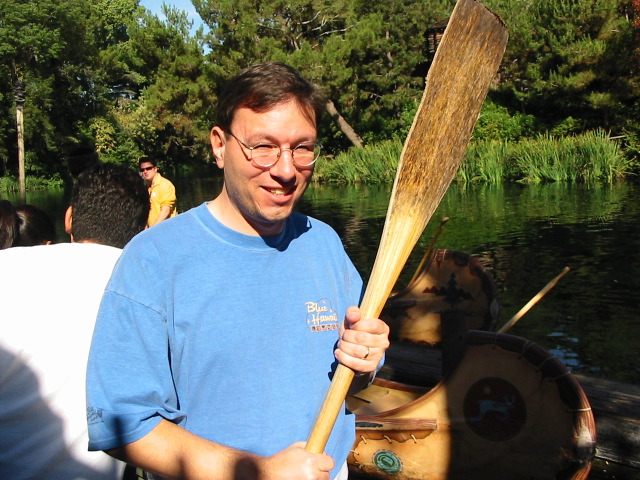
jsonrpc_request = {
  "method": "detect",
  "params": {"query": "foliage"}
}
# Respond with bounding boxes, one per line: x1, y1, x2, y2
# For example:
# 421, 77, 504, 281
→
485, 0, 639, 137
195, 0, 450, 149
313, 138, 401, 183
459, 130, 631, 185
473, 100, 537, 142
0, 175, 63, 192
0, 0, 101, 177
458, 140, 509, 185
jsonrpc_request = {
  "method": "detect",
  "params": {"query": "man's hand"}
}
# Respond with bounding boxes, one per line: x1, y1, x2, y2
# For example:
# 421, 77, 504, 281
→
334, 306, 390, 374
258, 442, 334, 480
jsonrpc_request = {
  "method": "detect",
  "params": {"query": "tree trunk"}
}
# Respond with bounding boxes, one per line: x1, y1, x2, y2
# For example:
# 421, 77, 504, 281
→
325, 99, 364, 148
16, 102, 26, 200
13, 69, 26, 200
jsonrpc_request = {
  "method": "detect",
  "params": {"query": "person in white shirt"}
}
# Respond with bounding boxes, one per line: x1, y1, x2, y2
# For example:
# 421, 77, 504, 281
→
0, 163, 149, 479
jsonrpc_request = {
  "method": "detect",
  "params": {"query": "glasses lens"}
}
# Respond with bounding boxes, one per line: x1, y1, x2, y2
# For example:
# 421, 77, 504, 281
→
292, 144, 320, 167
251, 145, 279, 168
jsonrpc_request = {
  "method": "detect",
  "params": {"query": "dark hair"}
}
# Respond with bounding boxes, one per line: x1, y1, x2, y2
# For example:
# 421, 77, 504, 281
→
0, 200, 19, 249
138, 157, 157, 168
70, 163, 149, 248
215, 62, 325, 132
14, 204, 56, 246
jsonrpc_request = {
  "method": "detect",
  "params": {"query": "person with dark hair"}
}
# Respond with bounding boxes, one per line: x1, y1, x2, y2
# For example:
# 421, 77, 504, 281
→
0, 199, 19, 249
87, 62, 389, 480
14, 204, 56, 246
138, 157, 177, 227
0, 163, 149, 479
65, 163, 150, 248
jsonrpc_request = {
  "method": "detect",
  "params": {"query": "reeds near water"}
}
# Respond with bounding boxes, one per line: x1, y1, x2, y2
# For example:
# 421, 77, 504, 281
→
0, 176, 63, 192
314, 129, 633, 185
313, 138, 402, 184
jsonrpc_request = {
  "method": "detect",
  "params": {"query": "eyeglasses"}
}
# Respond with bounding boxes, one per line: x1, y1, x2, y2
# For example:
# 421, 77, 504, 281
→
226, 131, 320, 169
139, 166, 155, 172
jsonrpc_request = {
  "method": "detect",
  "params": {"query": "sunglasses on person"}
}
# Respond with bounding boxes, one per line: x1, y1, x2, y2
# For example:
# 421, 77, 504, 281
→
139, 166, 155, 172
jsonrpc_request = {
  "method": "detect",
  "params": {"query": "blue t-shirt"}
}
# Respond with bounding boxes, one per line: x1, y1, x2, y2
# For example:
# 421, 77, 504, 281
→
86, 203, 363, 477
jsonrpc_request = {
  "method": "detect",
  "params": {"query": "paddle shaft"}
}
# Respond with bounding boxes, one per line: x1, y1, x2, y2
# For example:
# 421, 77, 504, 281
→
498, 266, 571, 334
306, 0, 508, 454
406, 216, 450, 288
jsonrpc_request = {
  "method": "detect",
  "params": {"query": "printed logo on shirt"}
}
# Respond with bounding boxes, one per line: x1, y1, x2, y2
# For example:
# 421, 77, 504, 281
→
306, 298, 339, 332
87, 406, 104, 424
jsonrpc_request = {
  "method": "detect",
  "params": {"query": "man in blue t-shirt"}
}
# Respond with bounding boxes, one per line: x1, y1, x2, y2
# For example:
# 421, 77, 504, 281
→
86, 62, 390, 480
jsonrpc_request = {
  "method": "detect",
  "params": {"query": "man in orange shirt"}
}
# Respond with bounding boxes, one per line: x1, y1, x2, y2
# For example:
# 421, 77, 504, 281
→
138, 158, 177, 227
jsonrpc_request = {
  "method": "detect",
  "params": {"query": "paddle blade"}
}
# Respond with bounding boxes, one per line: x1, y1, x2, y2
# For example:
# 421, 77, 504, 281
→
360, 0, 508, 321
306, 0, 508, 454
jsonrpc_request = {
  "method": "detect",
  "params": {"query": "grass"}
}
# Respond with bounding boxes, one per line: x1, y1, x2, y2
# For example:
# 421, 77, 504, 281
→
313, 138, 402, 184
0, 175, 64, 192
314, 129, 634, 185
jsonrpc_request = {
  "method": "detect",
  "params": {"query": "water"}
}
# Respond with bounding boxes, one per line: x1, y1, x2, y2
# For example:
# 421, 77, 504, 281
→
4, 176, 639, 385
305, 181, 640, 386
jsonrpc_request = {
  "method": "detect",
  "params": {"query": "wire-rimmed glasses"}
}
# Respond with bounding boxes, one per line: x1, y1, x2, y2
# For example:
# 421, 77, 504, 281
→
227, 130, 320, 169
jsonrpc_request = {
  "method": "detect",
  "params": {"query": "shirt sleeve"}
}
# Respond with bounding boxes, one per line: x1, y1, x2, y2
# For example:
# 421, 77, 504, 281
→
157, 180, 176, 209
86, 242, 183, 451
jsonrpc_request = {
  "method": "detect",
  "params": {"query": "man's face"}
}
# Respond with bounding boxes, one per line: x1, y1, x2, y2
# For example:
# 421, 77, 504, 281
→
210, 100, 316, 236
139, 161, 157, 184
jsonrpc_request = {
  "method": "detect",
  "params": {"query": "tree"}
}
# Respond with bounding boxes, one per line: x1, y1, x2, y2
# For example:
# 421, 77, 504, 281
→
194, 0, 450, 149
90, 4, 215, 170
0, 0, 102, 180
485, 0, 638, 136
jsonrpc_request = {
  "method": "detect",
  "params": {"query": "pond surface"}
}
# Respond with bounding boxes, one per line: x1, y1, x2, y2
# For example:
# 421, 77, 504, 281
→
5, 175, 639, 385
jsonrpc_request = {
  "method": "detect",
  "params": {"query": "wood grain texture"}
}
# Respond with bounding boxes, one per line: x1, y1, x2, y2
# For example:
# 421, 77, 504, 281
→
306, 0, 508, 454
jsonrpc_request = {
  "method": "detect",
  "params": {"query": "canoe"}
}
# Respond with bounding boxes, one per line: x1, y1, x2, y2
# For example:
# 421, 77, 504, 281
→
347, 248, 596, 479
383, 249, 500, 346
347, 330, 596, 480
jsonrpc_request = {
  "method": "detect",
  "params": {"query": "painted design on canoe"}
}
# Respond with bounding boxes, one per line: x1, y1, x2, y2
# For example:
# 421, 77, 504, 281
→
373, 450, 403, 475
464, 376, 526, 441
422, 272, 474, 305
382, 249, 499, 345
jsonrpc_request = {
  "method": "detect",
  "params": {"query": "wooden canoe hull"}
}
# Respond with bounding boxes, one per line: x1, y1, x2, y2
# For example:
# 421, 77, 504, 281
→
347, 331, 596, 480
383, 249, 499, 346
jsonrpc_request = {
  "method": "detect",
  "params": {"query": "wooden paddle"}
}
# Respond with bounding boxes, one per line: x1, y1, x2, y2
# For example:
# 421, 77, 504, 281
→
497, 266, 571, 333
405, 216, 450, 289
306, 0, 508, 454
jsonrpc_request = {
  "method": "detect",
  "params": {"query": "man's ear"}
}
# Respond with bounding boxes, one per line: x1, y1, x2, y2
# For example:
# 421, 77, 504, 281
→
210, 126, 226, 169
64, 206, 73, 238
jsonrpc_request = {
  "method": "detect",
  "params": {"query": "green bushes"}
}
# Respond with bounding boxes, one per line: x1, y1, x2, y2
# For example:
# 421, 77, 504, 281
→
461, 129, 631, 184
0, 175, 64, 192
314, 129, 632, 185
313, 138, 402, 184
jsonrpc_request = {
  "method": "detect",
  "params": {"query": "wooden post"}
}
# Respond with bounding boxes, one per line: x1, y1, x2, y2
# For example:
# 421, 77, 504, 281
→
14, 79, 26, 201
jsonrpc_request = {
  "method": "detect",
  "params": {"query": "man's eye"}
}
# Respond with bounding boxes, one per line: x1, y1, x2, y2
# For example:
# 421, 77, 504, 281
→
253, 144, 277, 154
294, 144, 316, 153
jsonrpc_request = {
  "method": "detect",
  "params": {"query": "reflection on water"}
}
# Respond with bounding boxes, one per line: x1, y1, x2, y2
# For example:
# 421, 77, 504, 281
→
5, 176, 639, 384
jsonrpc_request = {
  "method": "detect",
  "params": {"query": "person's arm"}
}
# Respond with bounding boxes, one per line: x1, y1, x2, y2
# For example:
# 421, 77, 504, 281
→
152, 205, 173, 224
334, 306, 390, 394
149, 180, 176, 225
108, 419, 334, 480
